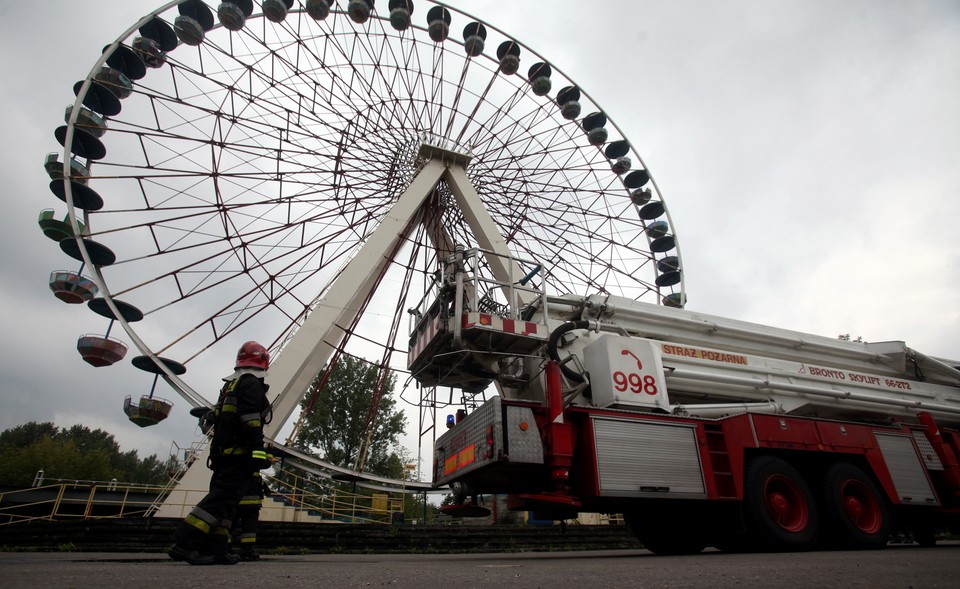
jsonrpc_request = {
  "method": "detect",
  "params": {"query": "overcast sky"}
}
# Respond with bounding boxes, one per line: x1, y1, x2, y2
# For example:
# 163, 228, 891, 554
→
1, 1, 957, 473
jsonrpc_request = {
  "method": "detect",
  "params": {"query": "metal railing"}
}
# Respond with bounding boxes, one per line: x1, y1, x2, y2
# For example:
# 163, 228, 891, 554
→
0, 481, 168, 527
264, 469, 405, 524
407, 247, 547, 340
0, 471, 405, 527
1, 478, 624, 529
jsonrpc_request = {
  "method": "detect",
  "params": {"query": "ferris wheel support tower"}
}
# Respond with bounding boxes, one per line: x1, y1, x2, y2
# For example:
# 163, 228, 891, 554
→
158, 142, 521, 515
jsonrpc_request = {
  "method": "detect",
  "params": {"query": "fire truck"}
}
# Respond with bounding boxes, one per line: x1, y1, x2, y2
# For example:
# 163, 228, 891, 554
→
411, 248, 960, 553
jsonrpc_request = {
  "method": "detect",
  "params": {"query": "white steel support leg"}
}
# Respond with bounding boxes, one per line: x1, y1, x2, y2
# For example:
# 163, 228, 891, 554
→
160, 155, 527, 515
159, 159, 448, 514
444, 165, 530, 302
154, 444, 212, 518
264, 159, 448, 435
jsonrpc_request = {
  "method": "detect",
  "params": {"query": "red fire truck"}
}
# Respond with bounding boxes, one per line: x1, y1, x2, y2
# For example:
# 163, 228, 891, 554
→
411, 248, 960, 553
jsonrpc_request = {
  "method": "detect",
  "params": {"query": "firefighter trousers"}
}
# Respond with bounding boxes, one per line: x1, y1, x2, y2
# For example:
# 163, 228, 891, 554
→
174, 454, 252, 555
234, 474, 264, 550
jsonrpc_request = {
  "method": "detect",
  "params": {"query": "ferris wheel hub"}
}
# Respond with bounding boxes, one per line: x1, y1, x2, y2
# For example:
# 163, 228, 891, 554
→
417, 134, 474, 168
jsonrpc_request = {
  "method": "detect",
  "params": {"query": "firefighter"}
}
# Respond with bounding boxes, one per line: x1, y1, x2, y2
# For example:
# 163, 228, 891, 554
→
169, 341, 273, 565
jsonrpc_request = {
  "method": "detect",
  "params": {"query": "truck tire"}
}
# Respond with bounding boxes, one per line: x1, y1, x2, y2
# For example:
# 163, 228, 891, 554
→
743, 456, 819, 551
820, 463, 889, 549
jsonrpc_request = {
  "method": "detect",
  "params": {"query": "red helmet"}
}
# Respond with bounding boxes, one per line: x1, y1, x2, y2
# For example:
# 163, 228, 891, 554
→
236, 341, 270, 370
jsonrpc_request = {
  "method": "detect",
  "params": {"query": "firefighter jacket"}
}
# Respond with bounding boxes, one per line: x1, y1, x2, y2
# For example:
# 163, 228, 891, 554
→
210, 371, 271, 458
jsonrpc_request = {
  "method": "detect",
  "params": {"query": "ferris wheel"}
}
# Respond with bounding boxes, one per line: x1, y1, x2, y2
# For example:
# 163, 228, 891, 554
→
43, 0, 684, 453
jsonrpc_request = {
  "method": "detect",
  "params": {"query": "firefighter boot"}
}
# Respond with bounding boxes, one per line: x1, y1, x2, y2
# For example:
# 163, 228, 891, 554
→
214, 551, 241, 565
168, 544, 216, 566
239, 547, 260, 561
208, 525, 240, 564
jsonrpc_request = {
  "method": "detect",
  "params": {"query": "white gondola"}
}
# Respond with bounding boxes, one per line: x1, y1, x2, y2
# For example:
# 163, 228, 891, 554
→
427, 6, 451, 42
262, 0, 294, 23
388, 0, 412, 30
528, 63, 552, 96
347, 0, 374, 24
305, 0, 333, 21
463, 22, 486, 56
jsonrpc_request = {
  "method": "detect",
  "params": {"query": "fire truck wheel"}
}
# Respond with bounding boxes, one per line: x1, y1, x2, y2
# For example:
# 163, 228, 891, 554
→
743, 456, 820, 551
821, 463, 890, 549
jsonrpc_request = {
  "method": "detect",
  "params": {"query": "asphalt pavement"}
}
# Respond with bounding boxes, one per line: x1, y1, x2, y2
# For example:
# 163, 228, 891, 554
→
1, 545, 958, 589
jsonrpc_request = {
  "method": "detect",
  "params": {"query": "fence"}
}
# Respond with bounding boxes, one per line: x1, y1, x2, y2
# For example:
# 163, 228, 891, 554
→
0, 480, 167, 526
0, 471, 405, 527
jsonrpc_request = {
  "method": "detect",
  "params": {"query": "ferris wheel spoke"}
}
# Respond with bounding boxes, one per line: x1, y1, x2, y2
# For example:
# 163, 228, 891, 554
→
356, 18, 430, 134
110, 207, 373, 304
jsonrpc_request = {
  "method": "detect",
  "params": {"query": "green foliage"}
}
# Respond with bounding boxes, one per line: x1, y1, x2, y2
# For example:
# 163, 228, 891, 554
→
401, 489, 441, 522
293, 355, 407, 478
0, 421, 170, 486
0, 421, 59, 447
4, 436, 115, 484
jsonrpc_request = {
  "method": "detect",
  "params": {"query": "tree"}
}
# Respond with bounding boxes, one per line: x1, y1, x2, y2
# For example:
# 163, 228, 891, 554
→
402, 488, 441, 523
0, 421, 170, 486
0, 421, 59, 448
292, 355, 407, 478
4, 436, 116, 485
